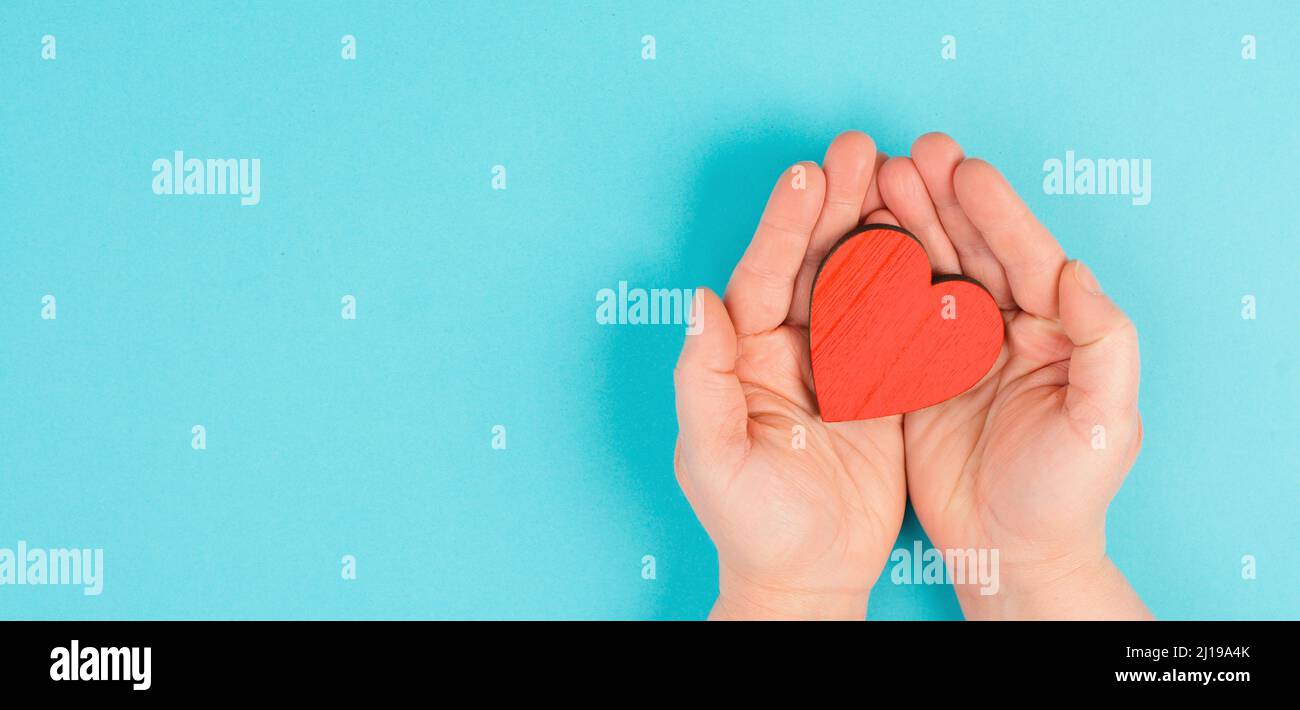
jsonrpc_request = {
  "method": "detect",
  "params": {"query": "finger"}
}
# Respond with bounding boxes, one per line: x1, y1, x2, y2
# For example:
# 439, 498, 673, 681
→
1058, 260, 1140, 418
725, 161, 826, 336
953, 158, 1067, 318
788, 132, 879, 326
878, 157, 962, 273
674, 288, 749, 485
858, 150, 890, 220
910, 133, 1014, 307
863, 208, 898, 226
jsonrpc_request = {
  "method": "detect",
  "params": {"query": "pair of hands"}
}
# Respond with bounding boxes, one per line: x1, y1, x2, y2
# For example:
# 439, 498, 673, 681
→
673, 131, 1151, 620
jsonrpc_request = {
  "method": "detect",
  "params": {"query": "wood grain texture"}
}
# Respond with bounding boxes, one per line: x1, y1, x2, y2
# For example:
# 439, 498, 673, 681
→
809, 225, 1004, 422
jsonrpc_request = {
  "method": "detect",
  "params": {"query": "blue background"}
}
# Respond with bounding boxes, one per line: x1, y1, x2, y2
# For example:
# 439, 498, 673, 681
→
1, 1, 1296, 619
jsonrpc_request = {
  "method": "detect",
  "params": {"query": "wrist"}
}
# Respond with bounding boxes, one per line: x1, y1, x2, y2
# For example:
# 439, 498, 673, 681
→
709, 567, 869, 621
956, 553, 1152, 621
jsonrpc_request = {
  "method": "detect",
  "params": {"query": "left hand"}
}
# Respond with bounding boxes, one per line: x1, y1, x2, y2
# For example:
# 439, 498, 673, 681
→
873, 133, 1150, 619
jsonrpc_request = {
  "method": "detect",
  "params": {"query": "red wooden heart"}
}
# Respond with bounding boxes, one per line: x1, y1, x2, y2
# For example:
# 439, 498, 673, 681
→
809, 224, 1004, 422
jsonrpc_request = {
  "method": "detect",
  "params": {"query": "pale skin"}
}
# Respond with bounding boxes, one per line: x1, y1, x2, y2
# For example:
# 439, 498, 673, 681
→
674, 131, 1151, 620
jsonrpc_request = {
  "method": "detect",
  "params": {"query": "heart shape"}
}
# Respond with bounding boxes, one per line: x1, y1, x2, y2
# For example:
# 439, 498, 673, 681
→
809, 224, 1004, 422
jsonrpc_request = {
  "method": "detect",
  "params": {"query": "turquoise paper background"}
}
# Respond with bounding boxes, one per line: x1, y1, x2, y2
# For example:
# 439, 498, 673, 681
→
1, 1, 1296, 619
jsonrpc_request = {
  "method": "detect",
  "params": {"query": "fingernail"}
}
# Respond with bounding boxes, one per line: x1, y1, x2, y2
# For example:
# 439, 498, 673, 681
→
1074, 260, 1102, 295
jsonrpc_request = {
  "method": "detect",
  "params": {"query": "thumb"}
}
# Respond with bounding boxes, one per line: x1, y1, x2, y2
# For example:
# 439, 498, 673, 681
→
673, 287, 748, 489
1058, 260, 1140, 419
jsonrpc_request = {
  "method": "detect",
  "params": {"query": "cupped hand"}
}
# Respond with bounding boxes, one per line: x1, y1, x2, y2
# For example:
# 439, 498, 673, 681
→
674, 131, 907, 620
875, 133, 1151, 619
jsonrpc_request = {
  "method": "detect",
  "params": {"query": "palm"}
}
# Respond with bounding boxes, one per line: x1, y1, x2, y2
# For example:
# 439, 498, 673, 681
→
713, 324, 903, 589
905, 311, 1110, 562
